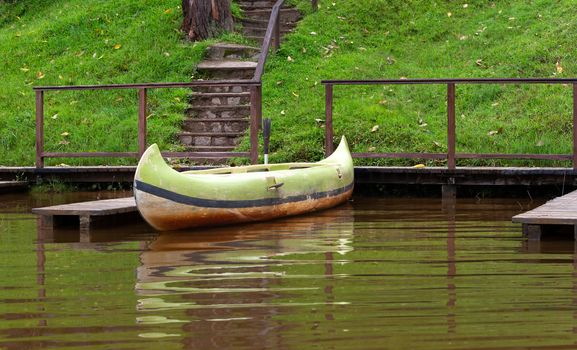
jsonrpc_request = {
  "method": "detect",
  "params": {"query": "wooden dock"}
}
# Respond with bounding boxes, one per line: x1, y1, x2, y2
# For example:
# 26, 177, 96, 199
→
32, 197, 140, 231
0, 181, 28, 193
513, 190, 577, 240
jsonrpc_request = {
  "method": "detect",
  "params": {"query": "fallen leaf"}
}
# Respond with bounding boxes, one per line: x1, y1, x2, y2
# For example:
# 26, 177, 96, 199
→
20, 67, 29, 72
368, 146, 376, 152
536, 140, 544, 147
433, 141, 442, 148
463, 4, 468, 8
163, 8, 173, 14
113, 43, 122, 49
491, 102, 499, 107
60, 131, 70, 137
280, 110, 286, 115
36, 71, 45, 79
51, 113, 58, 119
310, 31, 317, 35
556, 60, 563, 74
378, 99, 387, 105
292, 92, 299, 97
475, 59, 484, 66
371, 125, 379, 132
287, 56, 293, 62
302, 47, 307, 53
413, 164, 426, 168
447, 12, 452, 17
58, 140, 70, 145
487, 130, 498, 136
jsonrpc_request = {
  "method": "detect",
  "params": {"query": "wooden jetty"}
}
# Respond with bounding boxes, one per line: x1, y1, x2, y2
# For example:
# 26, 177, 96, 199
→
32, 197, 140, 231
0, 181, 28, 193
513, 190, 577, 240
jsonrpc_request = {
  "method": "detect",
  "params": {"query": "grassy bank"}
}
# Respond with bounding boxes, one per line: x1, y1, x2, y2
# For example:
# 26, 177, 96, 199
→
257, 0, 577, 166
1, 0, 577, 166
0, 0, 209, 166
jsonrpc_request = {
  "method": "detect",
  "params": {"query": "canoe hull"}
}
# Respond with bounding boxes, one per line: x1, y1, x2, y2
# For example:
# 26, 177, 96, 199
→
134, 137, 354, 231
135, 185, 352, 231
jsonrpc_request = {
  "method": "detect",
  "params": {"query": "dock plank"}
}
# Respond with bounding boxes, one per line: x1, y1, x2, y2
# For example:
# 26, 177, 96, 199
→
0, 181, 28, 193
512, 190, 577, 240
32, 197, 139, 232
32, 197, 136, 216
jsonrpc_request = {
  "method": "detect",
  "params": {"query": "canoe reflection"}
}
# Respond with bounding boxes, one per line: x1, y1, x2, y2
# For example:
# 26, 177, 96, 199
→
135, 204, 354, 348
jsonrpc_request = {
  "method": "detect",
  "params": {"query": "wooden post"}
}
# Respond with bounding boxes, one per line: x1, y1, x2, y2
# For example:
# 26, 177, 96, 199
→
250, 85, 262, 164
35, 90, 44, 168
325, 84, 334, 157
447, 83, 456, 169
573, 84, 577, 170
138, 88, 147, 158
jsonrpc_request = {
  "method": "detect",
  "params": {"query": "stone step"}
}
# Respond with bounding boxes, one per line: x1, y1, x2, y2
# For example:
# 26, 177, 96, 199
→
190, 91, 251, 106
186, 145, 237, 152
242, 25, 293, 37
197, 60, 258, 71
193, 85, 251, 94
178, 132, 244, 147
206, 43, 260, 60
185, 104, 250, 118
196, 60, 257, 79
237, 0, 277, 8
182, 118, 249, 133
240, 16, 299, 27
243, 8, 302, 22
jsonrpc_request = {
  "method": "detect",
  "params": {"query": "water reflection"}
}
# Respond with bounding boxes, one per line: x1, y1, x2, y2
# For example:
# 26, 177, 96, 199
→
136, 208, 354, 347
8, 193, 577, 349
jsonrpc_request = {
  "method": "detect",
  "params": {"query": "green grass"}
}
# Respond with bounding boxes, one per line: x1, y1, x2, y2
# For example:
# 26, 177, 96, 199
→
253, 0, 577, 166
1, 0, 577, 167
0, 0, 209, 166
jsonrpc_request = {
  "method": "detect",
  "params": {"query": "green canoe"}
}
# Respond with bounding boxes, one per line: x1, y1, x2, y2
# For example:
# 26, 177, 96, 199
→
134, 136, 354, 231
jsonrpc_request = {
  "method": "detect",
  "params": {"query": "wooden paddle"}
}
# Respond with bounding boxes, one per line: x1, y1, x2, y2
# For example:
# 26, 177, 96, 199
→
263, 118, 272, 164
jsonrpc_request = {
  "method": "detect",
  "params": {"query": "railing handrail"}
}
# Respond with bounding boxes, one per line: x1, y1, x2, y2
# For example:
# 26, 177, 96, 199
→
322, 78, 577, 85
33, 79, 258, 91
252, 0, 285, 81
323, 78, 577, 170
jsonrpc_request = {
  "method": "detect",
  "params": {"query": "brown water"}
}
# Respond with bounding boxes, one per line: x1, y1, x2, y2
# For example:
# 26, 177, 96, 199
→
2, 191, 577, 349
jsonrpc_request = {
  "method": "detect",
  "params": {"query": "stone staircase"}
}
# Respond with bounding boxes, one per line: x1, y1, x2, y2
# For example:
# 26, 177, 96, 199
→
177, 1, 302, 163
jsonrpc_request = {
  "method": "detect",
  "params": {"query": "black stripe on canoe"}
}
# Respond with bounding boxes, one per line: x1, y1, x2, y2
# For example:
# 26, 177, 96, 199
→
134, 180, 353, 209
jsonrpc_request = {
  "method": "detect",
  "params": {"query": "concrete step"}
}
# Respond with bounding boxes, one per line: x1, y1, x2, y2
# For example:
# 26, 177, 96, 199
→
237, 0, 277, 8
243, 8, 302, 22
242, 25, 294, 37
178, 132, 245, 147
190, 91, 251, 106
183, 118, 249, 133
206, 43, 260, 60
196, 60, 257, 79
186, 145, 237, 152
197, 60, 258, 71
185, 104, 250, 118
193, 85, 251, 94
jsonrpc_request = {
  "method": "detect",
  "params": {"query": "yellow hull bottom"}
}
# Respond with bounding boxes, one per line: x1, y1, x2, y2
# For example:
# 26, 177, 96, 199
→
135, 188, 353, 231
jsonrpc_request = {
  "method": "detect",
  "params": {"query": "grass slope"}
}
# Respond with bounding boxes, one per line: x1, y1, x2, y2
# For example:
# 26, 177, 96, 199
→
0, 0, 209, 165
258, 0, 577, 166
1, 0, 576, 167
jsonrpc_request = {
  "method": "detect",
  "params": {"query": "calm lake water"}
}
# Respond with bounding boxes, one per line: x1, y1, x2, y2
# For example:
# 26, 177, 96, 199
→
2, 191, 577, 349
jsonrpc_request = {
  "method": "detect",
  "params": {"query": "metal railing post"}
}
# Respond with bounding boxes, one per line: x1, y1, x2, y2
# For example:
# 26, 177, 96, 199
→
447, 83, 456, 169
325, 84, 334, 157
138, 88, 147, 158
250, 85, 262, 164
35, 90, 44, 168
573, 84, 577, 170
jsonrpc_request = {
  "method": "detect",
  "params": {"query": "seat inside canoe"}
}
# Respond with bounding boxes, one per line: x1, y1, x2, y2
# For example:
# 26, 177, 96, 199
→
182, 162, 331, 175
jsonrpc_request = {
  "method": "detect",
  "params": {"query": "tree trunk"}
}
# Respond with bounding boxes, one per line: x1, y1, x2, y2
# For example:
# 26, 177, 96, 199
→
182, 0, 233, 41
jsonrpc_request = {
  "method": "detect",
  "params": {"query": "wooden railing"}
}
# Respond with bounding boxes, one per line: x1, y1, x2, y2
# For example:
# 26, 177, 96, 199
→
33, 81, 261, 168
322, 78, 577, 170
33, 0, 315, 168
